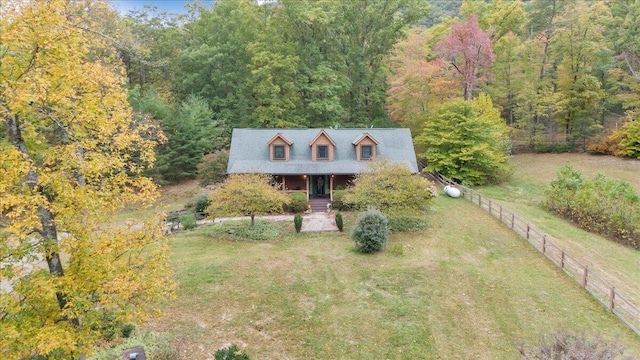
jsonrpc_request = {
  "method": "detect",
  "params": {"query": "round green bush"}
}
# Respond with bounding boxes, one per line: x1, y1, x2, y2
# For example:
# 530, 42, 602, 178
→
288, 192, 308, 213
351, 209, 388, 253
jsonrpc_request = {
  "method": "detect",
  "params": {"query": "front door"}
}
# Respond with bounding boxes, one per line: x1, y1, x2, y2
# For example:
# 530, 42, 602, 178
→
310, 175, 327, 197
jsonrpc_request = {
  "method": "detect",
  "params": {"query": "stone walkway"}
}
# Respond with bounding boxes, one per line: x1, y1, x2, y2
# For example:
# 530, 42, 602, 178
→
199, 211, 338, 232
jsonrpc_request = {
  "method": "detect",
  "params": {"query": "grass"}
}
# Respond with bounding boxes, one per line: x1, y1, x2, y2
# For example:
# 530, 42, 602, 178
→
115, 179, 209, 222
477, 153, 640, 306
142, 185, 640, 359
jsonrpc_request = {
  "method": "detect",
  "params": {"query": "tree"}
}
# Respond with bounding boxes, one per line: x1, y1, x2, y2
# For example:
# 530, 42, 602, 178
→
155, 95, 222, 182
0, 1, 174, 358
206, 173, 289, 227
197, 149, 230, 186
387, 28, 458, 134
616, 119, 640, 159
175, 0, 261, 128
335, 0, 431, 125
343, 158, 437, 214
552, 1, 609, 145
488, 32, 525, 125
436, 14, 495, 100
416, 94, 511, 185
128, 88, 226, 183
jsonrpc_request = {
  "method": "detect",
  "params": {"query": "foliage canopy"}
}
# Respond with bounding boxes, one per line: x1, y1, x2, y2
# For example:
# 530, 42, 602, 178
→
0, 1, 174, 358
206, 173, 289, 226
417, 94, 511, 185
343, 158, 437, 214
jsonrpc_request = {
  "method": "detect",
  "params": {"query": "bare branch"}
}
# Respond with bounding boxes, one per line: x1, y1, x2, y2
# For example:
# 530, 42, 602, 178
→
623, 51, 640, 82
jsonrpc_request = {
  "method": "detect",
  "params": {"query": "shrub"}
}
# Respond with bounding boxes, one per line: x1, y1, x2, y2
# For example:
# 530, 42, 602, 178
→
90, 331, 179, 360
544, 165, 640, 249
518, 330, 628, 359
193, 194, 211, 216
197, 149, 229, 186
351, 209, 389, 253
335, 212, 344, 232
214, 344, 251, 360
294, 214, 303, 233
343, 158, 437, 212
387, 214, 428, 232
534, 141, 578, 153
180, 213, 197, 230
288, 192, 308, 213
121, 323, 135, 338
332, 190, 350, 211
208, 220, 281, 241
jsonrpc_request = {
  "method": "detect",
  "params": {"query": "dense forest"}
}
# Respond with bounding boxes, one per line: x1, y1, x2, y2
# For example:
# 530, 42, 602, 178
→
110, 0, 640, 182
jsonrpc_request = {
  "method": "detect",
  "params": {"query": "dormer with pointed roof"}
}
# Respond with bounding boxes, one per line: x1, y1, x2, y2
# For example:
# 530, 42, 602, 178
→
268, 133, 292, 161
352, 132, 379, 161
309, 129, 336, 161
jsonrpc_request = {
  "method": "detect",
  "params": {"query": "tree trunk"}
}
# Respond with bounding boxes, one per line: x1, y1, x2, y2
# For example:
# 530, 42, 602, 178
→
251, 214, 255, 227
3, 111, 79, 327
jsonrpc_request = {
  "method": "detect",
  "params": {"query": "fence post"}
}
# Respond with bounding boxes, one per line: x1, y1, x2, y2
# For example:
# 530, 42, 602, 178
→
582, 266, 588, 289
478, 194, 482, 208
526, 224, 530, 240
561, 251, 565, 269
609, 287, 616, 313
542, 235, 546, 254
488, 200, 492, 215
511, 213, 515, 229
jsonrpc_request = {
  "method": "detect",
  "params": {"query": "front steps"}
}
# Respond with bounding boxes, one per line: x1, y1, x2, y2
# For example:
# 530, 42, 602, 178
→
309, 197, 331, 212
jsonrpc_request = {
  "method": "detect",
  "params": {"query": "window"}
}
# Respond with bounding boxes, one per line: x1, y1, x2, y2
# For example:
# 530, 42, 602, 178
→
317, 145, 329, 160
361, 145, 372, 160
274, 145, 285, 160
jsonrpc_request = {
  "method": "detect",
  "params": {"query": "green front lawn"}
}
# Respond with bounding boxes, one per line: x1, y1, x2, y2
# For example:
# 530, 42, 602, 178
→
144, 192, 640, 359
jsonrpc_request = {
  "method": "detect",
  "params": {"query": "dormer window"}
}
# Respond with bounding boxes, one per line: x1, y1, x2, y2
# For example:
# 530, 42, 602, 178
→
361, 145, 372, 160
353, 132, 379, 161
268, 133, 292, 162
317, 145, 329, 160
310, 130, 336, 162
274, 145, 285, 160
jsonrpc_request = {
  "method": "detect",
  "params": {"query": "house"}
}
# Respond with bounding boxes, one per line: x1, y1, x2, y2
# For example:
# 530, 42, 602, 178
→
226, 128, 419, 210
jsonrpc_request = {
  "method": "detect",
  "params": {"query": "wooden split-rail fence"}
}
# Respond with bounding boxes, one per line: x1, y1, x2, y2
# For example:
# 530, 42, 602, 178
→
432, 173, 640, 337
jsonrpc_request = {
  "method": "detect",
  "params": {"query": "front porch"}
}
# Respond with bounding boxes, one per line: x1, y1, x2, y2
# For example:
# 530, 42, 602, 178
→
276, 174, 351, 210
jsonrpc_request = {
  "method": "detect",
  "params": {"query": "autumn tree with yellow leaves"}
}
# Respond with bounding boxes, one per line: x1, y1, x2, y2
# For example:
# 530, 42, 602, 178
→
0, 1, 174, 358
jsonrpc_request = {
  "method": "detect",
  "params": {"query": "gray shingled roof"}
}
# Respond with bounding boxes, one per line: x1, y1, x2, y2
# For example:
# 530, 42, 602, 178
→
227, 128, 419, 175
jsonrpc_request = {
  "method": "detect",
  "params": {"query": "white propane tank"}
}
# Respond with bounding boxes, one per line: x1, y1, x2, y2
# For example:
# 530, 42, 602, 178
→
444, 184, 461, 198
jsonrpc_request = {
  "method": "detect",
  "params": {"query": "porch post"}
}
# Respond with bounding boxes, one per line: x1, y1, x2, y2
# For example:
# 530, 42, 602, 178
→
330, 175, 334, 201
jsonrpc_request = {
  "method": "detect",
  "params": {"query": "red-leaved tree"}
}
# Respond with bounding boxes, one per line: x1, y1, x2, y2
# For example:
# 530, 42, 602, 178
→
436, 14, 495, 100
